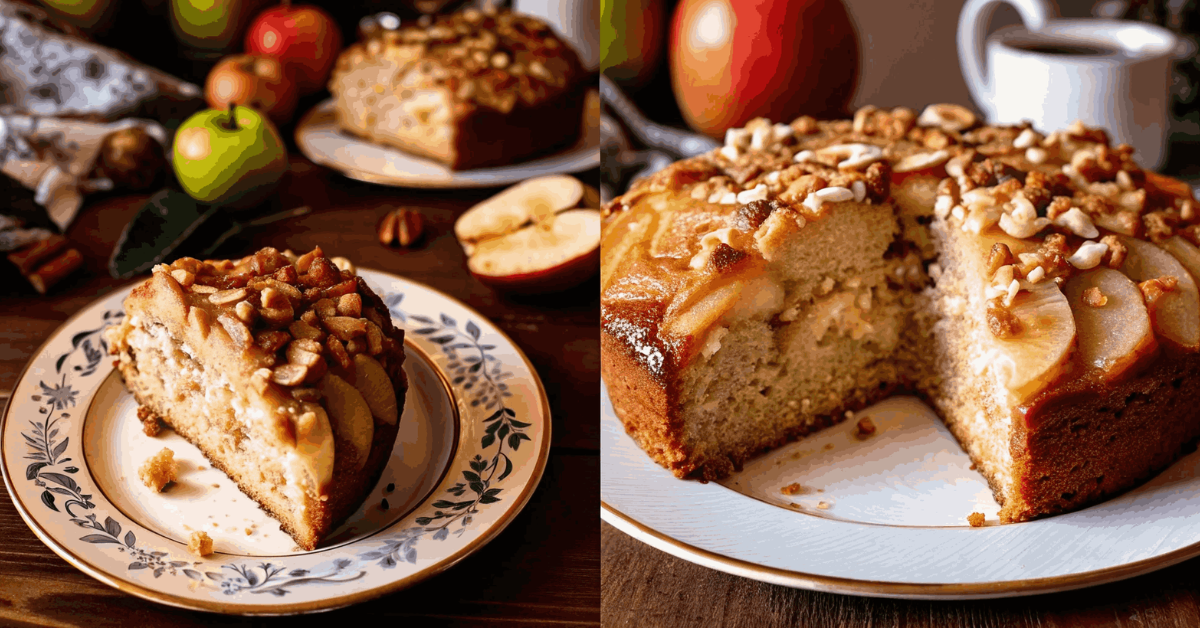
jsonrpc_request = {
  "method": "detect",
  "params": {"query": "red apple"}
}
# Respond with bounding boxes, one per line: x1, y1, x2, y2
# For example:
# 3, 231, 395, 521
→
245, 2, 342, 95
456, 175, 599, 294
205, 54, 298, 126
669, 0, 859, 138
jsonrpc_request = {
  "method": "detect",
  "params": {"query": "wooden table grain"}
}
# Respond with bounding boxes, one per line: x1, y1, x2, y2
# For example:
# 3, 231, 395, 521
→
602, 515, 1200, 627
0, 156, 600, 626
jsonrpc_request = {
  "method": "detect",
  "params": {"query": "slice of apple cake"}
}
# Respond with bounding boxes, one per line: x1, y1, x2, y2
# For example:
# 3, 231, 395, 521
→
105, 246, 407, 550
601, 105, 1200, 522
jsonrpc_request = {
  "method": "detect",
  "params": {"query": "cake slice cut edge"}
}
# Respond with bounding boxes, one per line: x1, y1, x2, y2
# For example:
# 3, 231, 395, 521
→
105, 247, 408, 550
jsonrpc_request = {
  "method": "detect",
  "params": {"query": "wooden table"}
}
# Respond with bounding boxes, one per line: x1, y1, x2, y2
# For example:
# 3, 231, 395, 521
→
603, 517, 1200, 627
0, 156, 600, 626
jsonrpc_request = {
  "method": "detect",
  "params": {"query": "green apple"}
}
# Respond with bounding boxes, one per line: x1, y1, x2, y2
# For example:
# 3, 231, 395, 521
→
171, 0, 269, 51
172, 104, 287, 207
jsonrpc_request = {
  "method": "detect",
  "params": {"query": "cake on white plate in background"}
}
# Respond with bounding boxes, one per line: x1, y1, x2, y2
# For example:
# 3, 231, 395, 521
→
105, 246, 407, 550
602, 104, 1200, 523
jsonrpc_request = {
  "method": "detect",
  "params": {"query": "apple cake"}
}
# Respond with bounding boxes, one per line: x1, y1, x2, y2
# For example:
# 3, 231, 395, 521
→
105, 246, 407, 550
601, 104, 1200, 523
329, 7, 587, 170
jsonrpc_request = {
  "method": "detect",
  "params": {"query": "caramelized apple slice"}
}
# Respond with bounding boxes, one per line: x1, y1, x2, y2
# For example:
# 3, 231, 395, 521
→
985, 281, 1075, 403
351, 354, 398, 425
1159, 236, 1200, 285
319, 373, 374, 470
1118, 236, 1200, 351
1063, 267, 1156, 379
295, 402, 335, 495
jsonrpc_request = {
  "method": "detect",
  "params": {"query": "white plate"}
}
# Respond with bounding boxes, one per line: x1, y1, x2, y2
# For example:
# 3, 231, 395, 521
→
1, 269, 551, 614
601, 382, 1200, 599
294, 94, 600, 189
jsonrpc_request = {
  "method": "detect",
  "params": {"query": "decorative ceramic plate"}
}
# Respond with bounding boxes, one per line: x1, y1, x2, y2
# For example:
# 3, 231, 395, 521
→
1, 269, 551, 614
601, 383, 1200, 599
294, 92, 600, 189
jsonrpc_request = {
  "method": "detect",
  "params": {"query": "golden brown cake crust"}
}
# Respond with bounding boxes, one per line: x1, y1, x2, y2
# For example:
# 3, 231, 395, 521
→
602, 104, 1200, 522
329, 8, 587, 170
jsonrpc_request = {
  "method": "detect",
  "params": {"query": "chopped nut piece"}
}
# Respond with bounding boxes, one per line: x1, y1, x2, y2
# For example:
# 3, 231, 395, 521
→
324, 279, 358, 299
986, 298, 1022, 338
327, 337, 352, 370
259, 305, 295, 328
255, 330, 292, 353
967, 512, 985, 527
272, 363, 309, 386
330, 256, 355, 275
346, 338, 365, 355
365, 321, 384, 355
855, 417, 877, 439
1139, 276, 1179, 305
259, 286, 288, 309
289, 338, 322, 354
337, 293, 363, 317
780, 483, 808, 496
286, 345, 323, 368
314, 298, 337, 319
1101, 235, 1127, 269
188, 531, 213, 557
289, 319, 325, 341
816, 501, 831, 510
986, 243, 1014, 277
1082, 287, 1108, 307
234, 300, 258, 325
171, 269, 196, 287
190, 284, 217, 294
324, 316, 368, 341
209, 287, 248, 305
138, 448, 177, 492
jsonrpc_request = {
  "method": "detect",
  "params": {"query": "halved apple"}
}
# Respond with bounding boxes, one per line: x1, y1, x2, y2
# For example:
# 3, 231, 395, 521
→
319, 373, 374, 471
984, 281, 1076, 403
350, 354, 398, 425
455, 175, 589, 252
1118, 236, 1200, 351
466, 209, 600, 293
1063, 267, 1157, 380
294, 402, 335, 495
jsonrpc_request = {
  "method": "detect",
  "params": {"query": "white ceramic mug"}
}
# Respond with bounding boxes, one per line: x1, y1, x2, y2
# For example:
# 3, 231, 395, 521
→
958, 0, 1193, 169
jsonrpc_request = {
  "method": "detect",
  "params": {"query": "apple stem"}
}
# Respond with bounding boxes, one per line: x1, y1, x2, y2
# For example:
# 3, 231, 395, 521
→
226, 103, 238, 131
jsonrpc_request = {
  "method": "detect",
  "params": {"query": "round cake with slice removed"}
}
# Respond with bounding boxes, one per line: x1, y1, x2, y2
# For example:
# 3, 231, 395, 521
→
105, 246, 407, 550
602, 104, 1200, 523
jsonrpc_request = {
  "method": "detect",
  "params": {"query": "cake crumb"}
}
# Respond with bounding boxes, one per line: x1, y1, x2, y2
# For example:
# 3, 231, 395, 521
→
967, 512, 986, 527
245, 528, 253, 536
138, 448, 177, 491
198, 466, 206, 471
855, 417, 877, 439
816, 501, 830, 510
188, 531, 213, 557
137, 406, 162, 437
780, 483, 809, 496
1082, 286, 1108, 307
823, 443, 834, 451
212, 484, 220, 488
